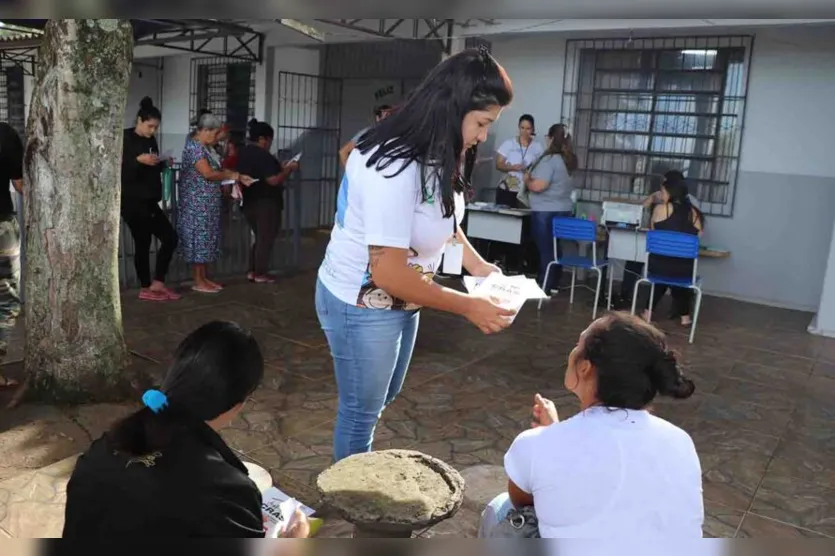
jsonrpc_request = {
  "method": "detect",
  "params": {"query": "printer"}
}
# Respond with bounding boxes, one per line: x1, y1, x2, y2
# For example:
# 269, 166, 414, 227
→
602, 201, 644, 229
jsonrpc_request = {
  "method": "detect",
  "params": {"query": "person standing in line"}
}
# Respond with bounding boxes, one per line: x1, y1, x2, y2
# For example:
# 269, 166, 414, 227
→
120, 97, 181, 302
0, 121, 23, 391
236, 119, 300, 284
316, 48, 516, 462
178, 112, 254, 294
524, 124, 579, 294
338, 104, 393, 167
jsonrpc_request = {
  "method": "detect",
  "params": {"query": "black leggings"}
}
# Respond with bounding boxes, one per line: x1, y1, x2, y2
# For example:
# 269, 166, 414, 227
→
646, 284, 693, 317
121, 199, 178, 288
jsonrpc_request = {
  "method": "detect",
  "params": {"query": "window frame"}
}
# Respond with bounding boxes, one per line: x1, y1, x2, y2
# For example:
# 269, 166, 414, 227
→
561, 35, 754, 217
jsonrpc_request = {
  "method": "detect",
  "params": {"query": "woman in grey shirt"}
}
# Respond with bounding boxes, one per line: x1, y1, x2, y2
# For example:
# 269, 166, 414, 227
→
524, 124, 578, 293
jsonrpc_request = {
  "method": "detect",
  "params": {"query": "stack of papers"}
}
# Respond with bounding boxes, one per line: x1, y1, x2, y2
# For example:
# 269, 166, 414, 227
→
261, 486, 316, 538
464, 273, 548, 323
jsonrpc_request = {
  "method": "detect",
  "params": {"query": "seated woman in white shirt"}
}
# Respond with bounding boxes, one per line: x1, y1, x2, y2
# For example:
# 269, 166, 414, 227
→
479, 312, 703, 538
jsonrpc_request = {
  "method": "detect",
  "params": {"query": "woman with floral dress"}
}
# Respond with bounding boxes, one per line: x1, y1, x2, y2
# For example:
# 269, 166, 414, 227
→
178, 112, 254, 293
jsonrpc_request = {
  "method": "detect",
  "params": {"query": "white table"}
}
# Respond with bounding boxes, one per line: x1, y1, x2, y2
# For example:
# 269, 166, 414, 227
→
466, 204, 530, 245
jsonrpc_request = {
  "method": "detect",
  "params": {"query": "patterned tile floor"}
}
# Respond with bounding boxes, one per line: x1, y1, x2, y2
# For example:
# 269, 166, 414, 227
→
1, 263, 835, 538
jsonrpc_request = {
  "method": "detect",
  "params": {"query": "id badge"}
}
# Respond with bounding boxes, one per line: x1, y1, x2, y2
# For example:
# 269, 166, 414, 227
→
441, 239, 464, 275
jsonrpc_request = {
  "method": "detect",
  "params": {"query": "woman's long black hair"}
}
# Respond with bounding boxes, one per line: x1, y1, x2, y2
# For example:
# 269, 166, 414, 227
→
664, 170, 704, 229
356, 47, 513, 218
108, 321, 264, 456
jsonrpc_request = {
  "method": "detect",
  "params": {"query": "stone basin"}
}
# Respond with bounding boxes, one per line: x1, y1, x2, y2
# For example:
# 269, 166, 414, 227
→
316, 449, 465, 538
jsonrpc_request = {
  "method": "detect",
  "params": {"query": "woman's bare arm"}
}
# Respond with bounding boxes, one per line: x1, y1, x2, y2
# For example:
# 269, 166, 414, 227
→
508, 479, 534, 508
195, 158, 237, 182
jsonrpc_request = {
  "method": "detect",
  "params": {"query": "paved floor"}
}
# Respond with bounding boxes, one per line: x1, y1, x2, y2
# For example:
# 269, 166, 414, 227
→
1, 260, 835, 538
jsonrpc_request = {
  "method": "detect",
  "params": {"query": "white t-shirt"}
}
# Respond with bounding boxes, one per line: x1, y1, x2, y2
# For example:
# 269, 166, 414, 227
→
497, 137, 545, 191
319, 148, 465, 310
505, 406, 704, 538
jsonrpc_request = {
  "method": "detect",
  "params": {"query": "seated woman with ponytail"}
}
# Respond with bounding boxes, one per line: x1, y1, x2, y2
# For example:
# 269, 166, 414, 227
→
641, 170, 704, 326
479, 312, 703, 538
62, 321, 308, 539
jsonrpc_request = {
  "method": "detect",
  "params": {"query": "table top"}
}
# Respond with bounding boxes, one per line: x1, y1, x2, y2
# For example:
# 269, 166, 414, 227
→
467, 203, 530, 216
604, 225, 730, 258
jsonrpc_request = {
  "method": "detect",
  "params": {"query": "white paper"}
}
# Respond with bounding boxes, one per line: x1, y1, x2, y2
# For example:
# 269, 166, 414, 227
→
221, 179, 237, 186
472, 273, 548, 324
463, 276, 486, 294
261, 486, 315, 538
441, 241, 464, 275
290, 152, 302, 163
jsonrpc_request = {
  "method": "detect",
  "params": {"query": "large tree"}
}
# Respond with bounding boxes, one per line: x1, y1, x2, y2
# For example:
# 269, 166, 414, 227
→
23, 20, 134, 403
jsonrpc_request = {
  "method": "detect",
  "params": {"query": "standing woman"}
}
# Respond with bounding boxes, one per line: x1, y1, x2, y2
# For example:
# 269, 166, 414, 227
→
237, 119, 300, 283
317, 48, 516, 462
121, 97, 180, 302
495, 114, 544, 208
178, 112, 254, 293
524, 124, 579, 293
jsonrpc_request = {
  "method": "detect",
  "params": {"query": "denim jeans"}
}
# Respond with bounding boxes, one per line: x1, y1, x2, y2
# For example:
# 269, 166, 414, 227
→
315, 279, 420, 462
478, 493, 514, 538
531, 210, 572, 292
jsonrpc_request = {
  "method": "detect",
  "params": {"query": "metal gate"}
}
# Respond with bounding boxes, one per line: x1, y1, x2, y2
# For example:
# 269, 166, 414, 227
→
276, 71, 342, 229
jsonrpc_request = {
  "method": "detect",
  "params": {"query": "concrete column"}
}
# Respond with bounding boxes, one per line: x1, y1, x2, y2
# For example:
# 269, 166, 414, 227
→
809, 214, 835, 337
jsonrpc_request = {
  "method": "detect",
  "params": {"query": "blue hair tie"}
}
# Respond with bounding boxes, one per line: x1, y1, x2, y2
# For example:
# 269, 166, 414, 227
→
142, 390, 168, 414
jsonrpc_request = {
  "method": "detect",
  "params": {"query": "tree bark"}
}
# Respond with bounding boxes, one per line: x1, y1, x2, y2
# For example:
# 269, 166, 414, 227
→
23, 20, 134, 403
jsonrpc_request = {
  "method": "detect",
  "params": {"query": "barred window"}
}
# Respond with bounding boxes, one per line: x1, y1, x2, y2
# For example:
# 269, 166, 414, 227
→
190, 57, 255, 136
562, 36, 753, 217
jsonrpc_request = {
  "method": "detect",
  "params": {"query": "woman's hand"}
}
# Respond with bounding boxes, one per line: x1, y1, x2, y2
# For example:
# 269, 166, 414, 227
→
238, 174, 256, 187
472, 261, 502, 278
281, 510, 311, 539
532, 393, 558, 428
463, 296, 516, 335
137, 153, 160, 166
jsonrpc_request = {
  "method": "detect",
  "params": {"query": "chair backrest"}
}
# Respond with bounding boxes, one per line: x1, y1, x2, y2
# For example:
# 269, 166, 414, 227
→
646, 230, 700, 260
552, 217, 596, 242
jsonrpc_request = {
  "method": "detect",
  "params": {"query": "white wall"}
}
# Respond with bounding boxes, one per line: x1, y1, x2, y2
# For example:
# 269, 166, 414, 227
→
124, 59, 162, 129
482, 24, 835, 310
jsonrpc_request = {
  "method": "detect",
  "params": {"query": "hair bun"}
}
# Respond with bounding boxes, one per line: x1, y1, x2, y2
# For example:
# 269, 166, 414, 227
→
140, 96, 154, 110
650, 350, 695, 400
248, 118, 259, 126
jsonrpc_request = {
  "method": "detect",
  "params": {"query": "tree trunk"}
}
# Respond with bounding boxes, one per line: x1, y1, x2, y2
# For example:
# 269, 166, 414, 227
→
23, 20, 134, 403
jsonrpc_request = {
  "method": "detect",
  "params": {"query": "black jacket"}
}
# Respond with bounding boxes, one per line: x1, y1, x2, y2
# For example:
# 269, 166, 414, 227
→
62, 421, 264, 538
121, 128, 164, 202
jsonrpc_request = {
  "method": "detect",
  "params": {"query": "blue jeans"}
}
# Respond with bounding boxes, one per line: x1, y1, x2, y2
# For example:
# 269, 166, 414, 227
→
315, 279, 419, 462
531, 211, 572, 292
478, 493, 514, 538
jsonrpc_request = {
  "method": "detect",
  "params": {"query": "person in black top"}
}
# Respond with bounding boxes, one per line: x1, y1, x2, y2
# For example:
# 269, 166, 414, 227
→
62, 321, 310, 539
121, 97, 180, 302
0, 122, 23, 391
641, 172, 704, 327
237, 119, 299, 283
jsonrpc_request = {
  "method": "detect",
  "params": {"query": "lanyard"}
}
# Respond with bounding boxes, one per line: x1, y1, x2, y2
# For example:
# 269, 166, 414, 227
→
519, 139, 531, 165
452, 210, 459, 241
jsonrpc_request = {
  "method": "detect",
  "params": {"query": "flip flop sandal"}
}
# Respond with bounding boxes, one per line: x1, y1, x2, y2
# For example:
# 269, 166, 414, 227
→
191, 286, 220, 294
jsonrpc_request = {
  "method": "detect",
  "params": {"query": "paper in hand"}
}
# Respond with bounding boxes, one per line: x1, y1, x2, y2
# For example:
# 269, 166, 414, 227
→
470, 273, 548, 324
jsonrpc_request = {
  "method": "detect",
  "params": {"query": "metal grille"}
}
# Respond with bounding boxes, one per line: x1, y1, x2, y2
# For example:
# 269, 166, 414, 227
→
562, 36, 753, 217
189, 57, 255, 134
276, 71, 343, 229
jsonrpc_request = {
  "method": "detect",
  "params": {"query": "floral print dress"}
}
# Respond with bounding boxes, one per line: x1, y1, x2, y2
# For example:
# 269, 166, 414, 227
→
177, 137, 223, 264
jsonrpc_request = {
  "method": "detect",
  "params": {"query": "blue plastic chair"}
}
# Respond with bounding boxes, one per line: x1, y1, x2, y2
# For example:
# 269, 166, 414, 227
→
538, 217, 608, 319
630, 230, 703, 344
